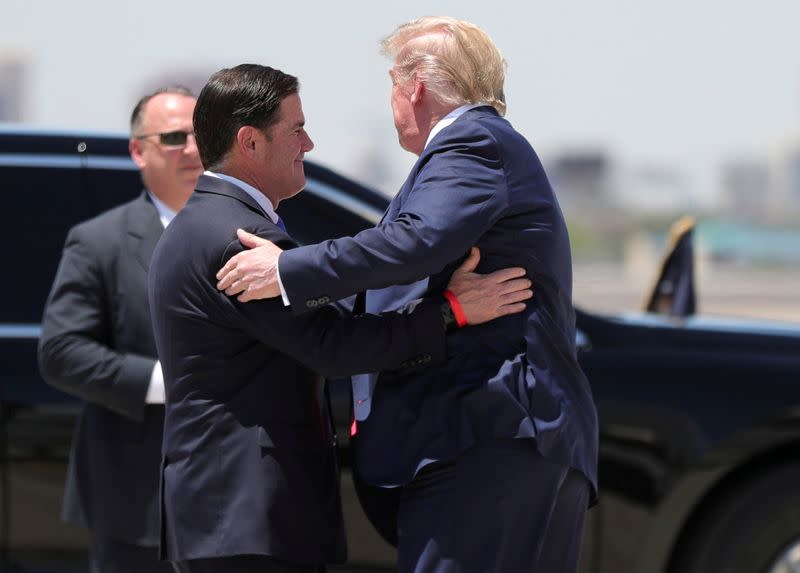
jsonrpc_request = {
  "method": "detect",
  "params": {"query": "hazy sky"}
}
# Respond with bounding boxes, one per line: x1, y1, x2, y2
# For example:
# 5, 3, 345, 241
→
3, 0, 799, 205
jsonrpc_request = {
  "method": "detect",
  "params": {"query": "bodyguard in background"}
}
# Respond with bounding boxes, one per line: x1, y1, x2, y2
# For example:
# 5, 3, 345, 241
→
38, 86, 203, 572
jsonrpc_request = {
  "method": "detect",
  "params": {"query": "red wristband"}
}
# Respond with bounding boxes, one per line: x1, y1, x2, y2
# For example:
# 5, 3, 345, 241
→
443, 289, 468, 328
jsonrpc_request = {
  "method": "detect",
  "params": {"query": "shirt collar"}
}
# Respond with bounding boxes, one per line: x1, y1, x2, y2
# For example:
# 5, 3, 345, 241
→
204, 170, 279, 224
146, 190, 177, 228
424, 102, 491, 150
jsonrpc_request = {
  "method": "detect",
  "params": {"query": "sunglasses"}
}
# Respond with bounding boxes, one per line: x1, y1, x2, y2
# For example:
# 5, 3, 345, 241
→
135, 130, 194, 147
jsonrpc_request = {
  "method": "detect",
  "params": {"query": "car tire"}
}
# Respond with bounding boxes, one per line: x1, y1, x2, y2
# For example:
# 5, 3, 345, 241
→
671, 463, 800, 573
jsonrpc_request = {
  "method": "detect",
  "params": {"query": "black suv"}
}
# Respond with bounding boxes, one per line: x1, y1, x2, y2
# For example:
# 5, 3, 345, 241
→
2, 127, 800, 573
0, 127, 390, 571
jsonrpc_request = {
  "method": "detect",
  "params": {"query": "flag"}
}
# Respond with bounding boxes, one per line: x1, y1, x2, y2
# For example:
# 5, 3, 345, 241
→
645, 216, 696, 317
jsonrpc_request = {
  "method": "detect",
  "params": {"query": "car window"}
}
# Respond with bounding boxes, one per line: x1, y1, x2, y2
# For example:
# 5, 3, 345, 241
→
1, 165, 91, 323
81, 163, 141, 214
277, 183, 377, 244
0, 157, 140, 324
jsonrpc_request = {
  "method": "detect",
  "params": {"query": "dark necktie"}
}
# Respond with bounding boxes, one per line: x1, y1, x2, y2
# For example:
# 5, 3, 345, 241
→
275, 217, 287, 233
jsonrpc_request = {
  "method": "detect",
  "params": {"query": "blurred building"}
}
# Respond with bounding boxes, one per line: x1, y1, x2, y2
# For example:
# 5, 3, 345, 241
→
547, 149, 701, 217
719, 158, 771, 220
619, 164, 695, 214
137, 71, 213, 103
547, 149, 616, 213
0, 56, 27, 122
768, 138, 800, 220
352, 132, 395, 197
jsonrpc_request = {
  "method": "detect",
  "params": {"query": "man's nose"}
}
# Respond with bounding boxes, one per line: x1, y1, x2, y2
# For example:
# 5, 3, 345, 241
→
184, 133, 200, 156
303, 132, 314, 153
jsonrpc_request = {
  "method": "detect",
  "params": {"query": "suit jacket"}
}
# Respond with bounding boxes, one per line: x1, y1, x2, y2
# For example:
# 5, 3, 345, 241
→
38, 192, 165, 545
279, 106, 599, 497
148, 175, 448, 564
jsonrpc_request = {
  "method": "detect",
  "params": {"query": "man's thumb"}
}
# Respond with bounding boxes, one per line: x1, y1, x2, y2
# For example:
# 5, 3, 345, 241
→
237, 228, 269, 249
457, 247, 480, 274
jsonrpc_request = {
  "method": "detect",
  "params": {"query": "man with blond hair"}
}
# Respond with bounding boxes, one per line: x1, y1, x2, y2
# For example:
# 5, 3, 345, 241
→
217, 18, 598, 573
149, 63, 531, 573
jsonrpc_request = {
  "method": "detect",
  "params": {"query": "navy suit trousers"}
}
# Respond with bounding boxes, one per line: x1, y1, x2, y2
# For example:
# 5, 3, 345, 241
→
170, 555, 325, 573
396, 439, 590, 573
89, 536, 174, 573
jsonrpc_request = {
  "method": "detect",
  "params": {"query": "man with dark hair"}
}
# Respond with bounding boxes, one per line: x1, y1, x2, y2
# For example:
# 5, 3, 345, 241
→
216, 17, 598, 573
148, 64, 531, 573
38, 86, 202, 573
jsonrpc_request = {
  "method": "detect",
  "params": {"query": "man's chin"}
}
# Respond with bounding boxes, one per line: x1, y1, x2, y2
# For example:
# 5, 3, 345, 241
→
286, 180, 306, 201
181, 171, 203, 185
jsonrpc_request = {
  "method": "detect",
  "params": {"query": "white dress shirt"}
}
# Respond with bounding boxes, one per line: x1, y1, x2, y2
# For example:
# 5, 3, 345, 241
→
204, 171, 282, 224
424, 102, 490, 150
144, 190, 178, 404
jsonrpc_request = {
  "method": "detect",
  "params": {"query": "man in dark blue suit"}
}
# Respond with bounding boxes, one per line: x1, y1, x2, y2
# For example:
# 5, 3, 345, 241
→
148, 64, 532, 573
217, 17, 598, 572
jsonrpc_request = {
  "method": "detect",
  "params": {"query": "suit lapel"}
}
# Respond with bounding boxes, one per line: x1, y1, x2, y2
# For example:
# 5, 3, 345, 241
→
371, 112, 498, 309
379, 107, 498, 226
379, 166, 417, 226
128, 192, 164, 272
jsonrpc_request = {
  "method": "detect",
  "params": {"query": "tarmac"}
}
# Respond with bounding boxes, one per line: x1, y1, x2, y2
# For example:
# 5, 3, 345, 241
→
572, 261, 800, 322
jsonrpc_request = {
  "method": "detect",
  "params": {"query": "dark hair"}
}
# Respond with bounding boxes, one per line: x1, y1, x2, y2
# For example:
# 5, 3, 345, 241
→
129, 86, 195, 134
193, 64, 299, 170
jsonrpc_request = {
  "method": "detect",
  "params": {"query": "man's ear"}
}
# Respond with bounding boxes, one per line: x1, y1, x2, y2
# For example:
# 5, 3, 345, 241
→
410, 77, 425, 106
236, 125, 259, 158
129, 138, 146, 169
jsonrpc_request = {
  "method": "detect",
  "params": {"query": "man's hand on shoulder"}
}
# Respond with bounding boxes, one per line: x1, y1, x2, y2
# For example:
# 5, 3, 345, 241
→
216, 229, 283, 302
445, 247, 532, 326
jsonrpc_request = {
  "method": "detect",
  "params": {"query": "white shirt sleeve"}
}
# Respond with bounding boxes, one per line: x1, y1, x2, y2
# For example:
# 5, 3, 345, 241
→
276, 254, 291, 307
145, 361, 165, 404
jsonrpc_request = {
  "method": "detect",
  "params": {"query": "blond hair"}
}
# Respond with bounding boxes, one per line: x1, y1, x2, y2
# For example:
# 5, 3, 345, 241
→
381, 16, 507, 116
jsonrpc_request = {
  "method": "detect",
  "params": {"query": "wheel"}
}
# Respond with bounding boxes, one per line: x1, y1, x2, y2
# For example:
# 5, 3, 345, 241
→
672, 463, 800, 573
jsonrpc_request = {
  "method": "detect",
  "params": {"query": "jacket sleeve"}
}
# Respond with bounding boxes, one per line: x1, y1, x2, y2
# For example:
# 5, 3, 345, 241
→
219, 240, 448, 377
37, 226, 153, 422
280, 128, 509, 314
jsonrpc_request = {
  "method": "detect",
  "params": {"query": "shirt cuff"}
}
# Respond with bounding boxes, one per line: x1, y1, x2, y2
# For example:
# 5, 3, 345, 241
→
276, 255, 291, 307
145, 361, 165, 404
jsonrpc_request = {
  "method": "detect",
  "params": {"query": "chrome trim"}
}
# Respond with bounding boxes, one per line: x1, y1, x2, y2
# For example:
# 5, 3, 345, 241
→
576, 329, 592, 352
0, 153, 136, 171
85, 156, 138, 170
602, 423, 658, 444
305, 176, 384, 224
768, 538, 800, 573
0, 154, 81, 168
0, 124, 128, 139
615, 312, 800, 337
0, 324, 41, 339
